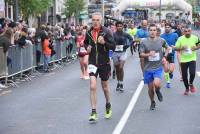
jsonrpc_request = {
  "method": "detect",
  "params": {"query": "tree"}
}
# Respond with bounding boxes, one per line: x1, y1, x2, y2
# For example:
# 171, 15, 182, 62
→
62, 0, 85, 24
19, 0, 52, 21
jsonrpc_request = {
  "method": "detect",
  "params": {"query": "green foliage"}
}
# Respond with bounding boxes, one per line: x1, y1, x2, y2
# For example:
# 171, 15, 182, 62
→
18, 0, 52, 20
62, 0, 85, 18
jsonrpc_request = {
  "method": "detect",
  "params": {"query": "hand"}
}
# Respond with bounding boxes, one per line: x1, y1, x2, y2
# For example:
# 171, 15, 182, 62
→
191, 46, 197, 51
162, 57, 167, 65
87, 45, 92, 53
98, 36, 105, 44
149, 51, 155, 56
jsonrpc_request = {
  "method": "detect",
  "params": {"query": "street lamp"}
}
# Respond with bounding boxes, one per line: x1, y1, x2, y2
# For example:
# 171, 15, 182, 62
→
102, 0, 104, 25
159, 0, 161, 22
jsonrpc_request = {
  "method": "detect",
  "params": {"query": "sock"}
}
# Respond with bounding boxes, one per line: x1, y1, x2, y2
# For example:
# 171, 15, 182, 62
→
119, 81, 123, 85
106, 103, 111, 109
164, 72, 170, 83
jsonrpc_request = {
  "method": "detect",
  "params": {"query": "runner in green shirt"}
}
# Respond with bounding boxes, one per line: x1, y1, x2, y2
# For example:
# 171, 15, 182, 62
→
173, 26, 200, 95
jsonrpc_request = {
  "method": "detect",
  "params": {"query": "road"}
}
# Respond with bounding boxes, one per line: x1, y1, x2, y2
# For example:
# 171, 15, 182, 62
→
0, 50, 200, 134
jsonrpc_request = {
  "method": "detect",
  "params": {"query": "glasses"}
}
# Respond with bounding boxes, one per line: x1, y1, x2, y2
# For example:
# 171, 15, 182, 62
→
117, 25, 123, 27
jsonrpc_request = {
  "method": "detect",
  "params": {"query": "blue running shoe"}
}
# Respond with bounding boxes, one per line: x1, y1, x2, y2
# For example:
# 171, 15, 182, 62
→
166, 83, 171, 88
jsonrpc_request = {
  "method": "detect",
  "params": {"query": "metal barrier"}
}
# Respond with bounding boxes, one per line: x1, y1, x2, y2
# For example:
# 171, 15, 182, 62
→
0, 47, 7, 79
0, 38, 77, 88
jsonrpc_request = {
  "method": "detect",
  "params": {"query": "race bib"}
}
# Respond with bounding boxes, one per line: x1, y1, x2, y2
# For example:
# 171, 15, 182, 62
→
80, 47, 87, 53
183, 48, 192, 55
88, 64, 97, 74
148, 53, 160, 61
115, 45, 123, 52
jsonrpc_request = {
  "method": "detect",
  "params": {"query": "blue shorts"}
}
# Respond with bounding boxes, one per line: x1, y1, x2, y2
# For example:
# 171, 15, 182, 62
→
144, 68, 163, 84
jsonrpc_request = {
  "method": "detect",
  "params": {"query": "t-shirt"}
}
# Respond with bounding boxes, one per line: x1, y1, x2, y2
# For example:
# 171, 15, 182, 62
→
136, 28, 149, 39
127, 28, 137, 37
175, 35, 200, 63
161, 32, 178, 54
139, 37, 168, 71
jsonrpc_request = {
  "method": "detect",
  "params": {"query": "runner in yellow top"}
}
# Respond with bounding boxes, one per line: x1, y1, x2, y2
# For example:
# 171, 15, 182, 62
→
172, 26, 200, 95
127, 23, 137, 55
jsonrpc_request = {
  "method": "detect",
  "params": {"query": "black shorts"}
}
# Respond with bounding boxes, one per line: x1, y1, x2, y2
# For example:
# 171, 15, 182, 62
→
89, 64, 111, 81
167, 54, 175, 63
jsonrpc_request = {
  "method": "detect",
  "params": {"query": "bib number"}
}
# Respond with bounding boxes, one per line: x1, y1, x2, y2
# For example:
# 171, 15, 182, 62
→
115, 45, 123, 52
148, 53, 160, 61
88, 64, 97, 74
183, 48, 192, 55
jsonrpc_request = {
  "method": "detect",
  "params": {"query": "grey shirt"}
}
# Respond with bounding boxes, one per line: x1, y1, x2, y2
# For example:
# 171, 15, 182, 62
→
139, 37, 168, 71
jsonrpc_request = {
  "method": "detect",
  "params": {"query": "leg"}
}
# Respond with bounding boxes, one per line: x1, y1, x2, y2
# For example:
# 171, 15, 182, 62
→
101, 80, 110, 104
148, 82, 155, 102
79, 57, 84, 78
176, 52, 182, 80
90, 76, 97, 110
181, 62, 189, 91
189, 61, 196, 85
83, 55, 89, 76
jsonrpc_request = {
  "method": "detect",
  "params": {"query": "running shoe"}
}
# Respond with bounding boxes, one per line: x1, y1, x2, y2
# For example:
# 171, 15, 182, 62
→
189, 85, 196, 93
119, 84, 124, 92
89, 112, 97, 123
169, 73, 173, 79
150, 101, 156, 110
155, 90, 163, 102
104, 104, 112, 119
116, 83, 120, 91
166, 83, 171, 88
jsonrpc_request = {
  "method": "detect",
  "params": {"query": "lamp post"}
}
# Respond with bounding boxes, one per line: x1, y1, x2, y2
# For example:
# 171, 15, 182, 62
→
159, 0, 161, 22
102, 0, 104, 25
14, 0, 19, 21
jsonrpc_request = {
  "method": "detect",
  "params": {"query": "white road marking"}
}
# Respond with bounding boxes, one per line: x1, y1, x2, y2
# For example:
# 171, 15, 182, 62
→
197, 72, 200, 77
112, 81, 144, 134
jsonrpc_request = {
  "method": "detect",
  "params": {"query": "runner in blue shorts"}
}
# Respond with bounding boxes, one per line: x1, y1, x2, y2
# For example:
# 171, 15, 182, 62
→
139, 24, 170, 110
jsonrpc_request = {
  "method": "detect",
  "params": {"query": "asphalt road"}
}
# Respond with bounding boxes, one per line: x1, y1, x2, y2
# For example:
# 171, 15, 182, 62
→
0, 50, 200, 134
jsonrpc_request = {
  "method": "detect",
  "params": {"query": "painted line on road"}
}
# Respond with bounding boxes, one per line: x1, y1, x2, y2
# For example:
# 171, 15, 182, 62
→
197, 72, 200, 77
112, 81, 144, 134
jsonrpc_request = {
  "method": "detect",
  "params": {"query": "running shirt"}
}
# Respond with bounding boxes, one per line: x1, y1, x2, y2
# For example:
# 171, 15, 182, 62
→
139, 37, 168, 71
136, 28, 149, 39
161, 32, 178, 54
127, 28, 137, 37
175, 35, 200, 63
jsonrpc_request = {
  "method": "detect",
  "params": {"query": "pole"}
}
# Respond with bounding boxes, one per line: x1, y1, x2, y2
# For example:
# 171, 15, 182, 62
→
159, 0, 161, 22
102, 0, 104, 26
15, 0, 19, 21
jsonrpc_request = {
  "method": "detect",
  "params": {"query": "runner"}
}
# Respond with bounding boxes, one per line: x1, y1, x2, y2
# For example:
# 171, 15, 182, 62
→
139, 24, 169, 110
84, 12, 115, 123
108, 23, 116, 79
113, 21, 133, 92
76, 28, 89, 80
173, 26, 200, 95
161, 23, 178, 88
127, 22, 137, 55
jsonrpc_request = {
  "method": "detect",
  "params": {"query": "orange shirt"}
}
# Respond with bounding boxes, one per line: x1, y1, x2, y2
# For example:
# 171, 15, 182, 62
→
42, 39, 51, 55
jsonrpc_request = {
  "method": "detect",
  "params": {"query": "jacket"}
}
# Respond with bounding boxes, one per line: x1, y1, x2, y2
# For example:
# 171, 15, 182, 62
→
84, 26, 115, 65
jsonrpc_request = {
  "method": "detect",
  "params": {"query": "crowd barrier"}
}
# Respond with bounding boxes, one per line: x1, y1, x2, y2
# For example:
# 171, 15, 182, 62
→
0, 38, 77, 87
